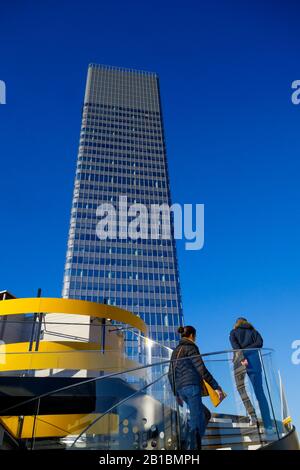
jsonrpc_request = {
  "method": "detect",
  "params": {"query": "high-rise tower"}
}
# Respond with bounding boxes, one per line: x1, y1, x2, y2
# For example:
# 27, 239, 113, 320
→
62, 64, 183, 352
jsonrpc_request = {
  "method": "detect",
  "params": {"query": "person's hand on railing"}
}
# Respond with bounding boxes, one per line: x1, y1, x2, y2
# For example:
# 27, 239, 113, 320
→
176, 395, 184, 407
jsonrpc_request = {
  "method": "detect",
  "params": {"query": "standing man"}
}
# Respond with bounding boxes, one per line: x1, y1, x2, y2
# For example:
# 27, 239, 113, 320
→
229, 317, 274, 434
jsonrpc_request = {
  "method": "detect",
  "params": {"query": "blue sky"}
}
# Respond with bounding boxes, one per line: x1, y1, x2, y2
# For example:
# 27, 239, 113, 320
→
1, 0, 300, 430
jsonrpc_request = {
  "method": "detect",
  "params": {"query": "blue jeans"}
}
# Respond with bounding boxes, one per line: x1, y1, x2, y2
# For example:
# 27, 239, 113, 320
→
177, 384, 206, 448
244, 351, 273, 430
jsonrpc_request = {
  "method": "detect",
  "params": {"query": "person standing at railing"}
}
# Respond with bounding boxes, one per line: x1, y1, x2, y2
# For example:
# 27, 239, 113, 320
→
232, 349, 257, 425
168, 325, 224, 450
229, 317, 274, 434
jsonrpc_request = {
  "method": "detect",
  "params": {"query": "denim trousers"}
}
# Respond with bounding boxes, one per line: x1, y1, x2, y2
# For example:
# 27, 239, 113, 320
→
244, 351, 273, 429
247, 368, 273, 429
177, 384, 206, 448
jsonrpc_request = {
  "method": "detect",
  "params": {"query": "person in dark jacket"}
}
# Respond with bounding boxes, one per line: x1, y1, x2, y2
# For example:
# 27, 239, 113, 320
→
229, 317, 274, 433
168, 325, 223, 450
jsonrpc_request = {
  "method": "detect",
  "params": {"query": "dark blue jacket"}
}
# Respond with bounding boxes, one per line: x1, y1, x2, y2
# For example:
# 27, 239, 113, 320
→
230, 322, 263, 371
229, 323, 263, 350
168, 338, 219, 394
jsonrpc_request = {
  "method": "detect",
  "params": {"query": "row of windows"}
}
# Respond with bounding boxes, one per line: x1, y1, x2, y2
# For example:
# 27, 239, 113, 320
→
66, 268, 178, 282
81, 122, 162, 135
83, 119, 161, 134
69, 256, 175, 270
80, 141, 164, 155
66, 296, 181, 318
67, 291, 178, 308
64, 272, 180, 290
72, 231, 174, 247
71, 243, 172, 257
76, 169, 166, 184
67, 293, 182, 325
83, 115, 161, 129
75, 183, 169, 199
83, 109, 161, 123
73, 219, 172, 234
72, 198, 170, 211
79, 147, 165, 162
76, 173, 167, 188
78, 155, 165, 171
84, 102, 160, 116
150, 332, 178, 342
126, 313, 182, 328
80, 135, 163, 149
77, 163, 165, 179
73, 212, 172, 230
68, 281, 177, 295
81, 128, 163, 143
73, 194, 170, 208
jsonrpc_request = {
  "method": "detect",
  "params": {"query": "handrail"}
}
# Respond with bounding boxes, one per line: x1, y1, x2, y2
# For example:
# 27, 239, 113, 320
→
202, 347, 274, 357
0, 346, 274, 357
0, 347, 273, 416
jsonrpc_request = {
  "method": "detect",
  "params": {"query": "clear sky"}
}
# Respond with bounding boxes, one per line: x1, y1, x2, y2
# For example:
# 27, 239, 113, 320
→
1, 0, 299, 431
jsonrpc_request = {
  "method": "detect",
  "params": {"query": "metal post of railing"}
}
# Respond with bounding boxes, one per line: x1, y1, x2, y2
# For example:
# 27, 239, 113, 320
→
30, 397, 41, 451
28, 288, 42, 352
35, 312, 44, 351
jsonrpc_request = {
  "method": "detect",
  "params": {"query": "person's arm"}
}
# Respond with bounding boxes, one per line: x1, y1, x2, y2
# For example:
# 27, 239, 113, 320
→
188, 346, 220, 390
230, 330, 241, 350
246, 330, 263, 349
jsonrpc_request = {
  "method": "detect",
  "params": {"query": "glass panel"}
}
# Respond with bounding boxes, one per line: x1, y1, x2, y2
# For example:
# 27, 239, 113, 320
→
0, 347, 291, 450
30, 362, 178, 450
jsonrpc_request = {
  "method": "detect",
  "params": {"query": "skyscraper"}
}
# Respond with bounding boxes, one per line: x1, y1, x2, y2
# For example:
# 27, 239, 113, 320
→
62, 64, 183, 353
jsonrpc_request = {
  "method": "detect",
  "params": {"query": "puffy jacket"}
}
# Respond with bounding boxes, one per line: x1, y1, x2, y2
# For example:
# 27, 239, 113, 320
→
229, 321, 263, 350
168, 338, 219, 395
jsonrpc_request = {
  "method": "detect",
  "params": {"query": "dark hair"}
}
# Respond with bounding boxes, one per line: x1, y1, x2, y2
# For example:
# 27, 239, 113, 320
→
178, 325, 196, 338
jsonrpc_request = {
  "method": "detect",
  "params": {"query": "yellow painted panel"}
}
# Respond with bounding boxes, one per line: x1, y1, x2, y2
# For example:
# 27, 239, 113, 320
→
4, 341, 104, 353
0, 413, 119, 439
0, 349, 144, 376
0, 298, 147, 334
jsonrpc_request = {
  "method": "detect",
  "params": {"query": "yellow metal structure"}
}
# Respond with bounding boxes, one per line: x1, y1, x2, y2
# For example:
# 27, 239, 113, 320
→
1, 413, 119, 439
0, 345, 145, 375
0, 298, 147, 441
0, 297, 147, 334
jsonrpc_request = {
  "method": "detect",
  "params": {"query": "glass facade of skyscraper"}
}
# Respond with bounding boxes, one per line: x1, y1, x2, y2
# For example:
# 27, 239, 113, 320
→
62, 64, 183, 351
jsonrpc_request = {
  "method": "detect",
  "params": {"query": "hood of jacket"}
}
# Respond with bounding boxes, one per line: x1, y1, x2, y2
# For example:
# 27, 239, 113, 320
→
234, 319, 254, 330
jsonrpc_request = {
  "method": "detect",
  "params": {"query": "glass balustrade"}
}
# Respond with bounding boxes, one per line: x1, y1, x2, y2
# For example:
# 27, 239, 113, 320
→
0, 342, 291, 451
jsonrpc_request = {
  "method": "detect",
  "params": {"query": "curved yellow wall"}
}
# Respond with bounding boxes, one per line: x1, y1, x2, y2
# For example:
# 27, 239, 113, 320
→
0, 297, 147, 334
